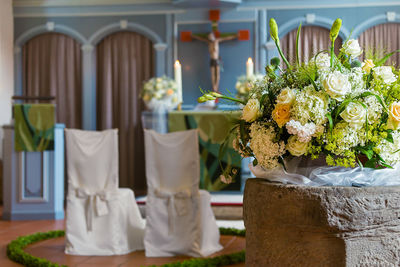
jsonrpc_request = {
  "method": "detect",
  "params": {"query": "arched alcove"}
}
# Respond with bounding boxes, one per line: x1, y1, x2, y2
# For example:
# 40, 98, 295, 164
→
96, 31, 154, 192
358, 23, 400, 67
281, 25, 343, 64
21, 32, 83, 129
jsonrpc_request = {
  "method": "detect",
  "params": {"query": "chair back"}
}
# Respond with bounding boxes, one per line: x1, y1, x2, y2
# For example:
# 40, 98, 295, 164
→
65, 129, 119, 193
144, 129, 199, 193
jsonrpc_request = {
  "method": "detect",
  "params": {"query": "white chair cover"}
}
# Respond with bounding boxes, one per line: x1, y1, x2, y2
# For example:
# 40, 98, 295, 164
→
64, 129, 145, 255
144, 129, 222, 257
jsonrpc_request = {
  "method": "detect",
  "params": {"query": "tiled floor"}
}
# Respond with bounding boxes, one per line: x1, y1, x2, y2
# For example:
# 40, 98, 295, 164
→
0, 207, 245, 267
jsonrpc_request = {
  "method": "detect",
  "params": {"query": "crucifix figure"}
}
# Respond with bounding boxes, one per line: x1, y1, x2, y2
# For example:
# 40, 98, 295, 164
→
180, 10, 250, 92
191, 32, 238, 92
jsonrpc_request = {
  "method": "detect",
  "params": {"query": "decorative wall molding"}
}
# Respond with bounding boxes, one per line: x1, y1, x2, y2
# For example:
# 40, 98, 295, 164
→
352, 13, 400, 37
15, 23, 88, 46
88, 21, 163, 45
13, 0, 169, 7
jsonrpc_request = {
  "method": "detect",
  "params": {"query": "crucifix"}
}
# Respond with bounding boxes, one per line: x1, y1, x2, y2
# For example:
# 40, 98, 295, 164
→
181, 10, 250, 92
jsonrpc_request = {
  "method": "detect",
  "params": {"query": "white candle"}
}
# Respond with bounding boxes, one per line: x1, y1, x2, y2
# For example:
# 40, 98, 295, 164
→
174, 60, 183, 103
246, 57, 254, 78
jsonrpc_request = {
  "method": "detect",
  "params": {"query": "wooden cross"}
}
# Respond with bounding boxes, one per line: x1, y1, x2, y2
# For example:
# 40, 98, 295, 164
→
181, 10, 250, 92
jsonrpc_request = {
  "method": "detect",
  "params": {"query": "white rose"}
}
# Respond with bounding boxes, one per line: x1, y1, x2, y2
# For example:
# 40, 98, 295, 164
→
341, 39, 363, 59
322, 71, 351, 101
235, 81, 241, 90
276, 88, 296, 105
313, 53, 330, 69
287, 135, 309, 157
340, 102, 366, 129
242, 98, 262, 122
373, 66, 397, 84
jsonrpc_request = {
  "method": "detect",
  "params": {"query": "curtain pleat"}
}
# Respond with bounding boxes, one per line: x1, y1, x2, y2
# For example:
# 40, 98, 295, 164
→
281, 26, 342, 64
96, 31, 154, 194
358, 23, 400, 67
22, 33, 82, 129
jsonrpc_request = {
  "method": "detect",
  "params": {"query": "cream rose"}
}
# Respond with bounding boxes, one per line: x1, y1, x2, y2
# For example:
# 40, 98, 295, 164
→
373, 66, 397, 84
313, 53, 330, 69
340, 102, 366, 129
362, 59, 375, 74
387, 102, 400, 130
341, 39, 363, 59
287, 135, 309, 157
276, 88, 296, 105
242, 98, 262, 122
322, 71, 351, 101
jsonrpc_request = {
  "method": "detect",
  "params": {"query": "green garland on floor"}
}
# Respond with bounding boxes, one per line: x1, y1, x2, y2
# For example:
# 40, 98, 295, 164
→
6, 227, 245, 267
7, 230, 66, 267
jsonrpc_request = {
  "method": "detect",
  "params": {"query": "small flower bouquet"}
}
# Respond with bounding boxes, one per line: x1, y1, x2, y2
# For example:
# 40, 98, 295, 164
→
141, 76, 179, 111
198, 18, 400, 186
235, 74, 264, 102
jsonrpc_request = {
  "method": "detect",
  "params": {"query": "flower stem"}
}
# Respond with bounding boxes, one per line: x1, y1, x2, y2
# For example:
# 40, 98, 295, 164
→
219, 95, 247, 105
330, 42, 334, 68
276, 40, 291, 68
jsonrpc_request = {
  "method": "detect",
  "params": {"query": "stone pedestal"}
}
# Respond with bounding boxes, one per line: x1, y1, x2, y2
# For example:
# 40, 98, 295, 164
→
243, 178, 400, 267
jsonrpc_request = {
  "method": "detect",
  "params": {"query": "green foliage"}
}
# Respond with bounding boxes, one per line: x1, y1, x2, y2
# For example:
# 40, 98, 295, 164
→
7, 230, 66, 267
7, 228, 246, 267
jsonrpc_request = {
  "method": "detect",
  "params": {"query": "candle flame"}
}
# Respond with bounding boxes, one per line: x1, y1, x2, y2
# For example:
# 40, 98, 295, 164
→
247, 57, 253, 64
175, 60, 181, 66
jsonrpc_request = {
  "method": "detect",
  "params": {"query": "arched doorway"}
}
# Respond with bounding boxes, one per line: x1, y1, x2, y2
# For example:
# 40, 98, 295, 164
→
96, 31, 154, 194
281, 25, 343, 64
358, 23, 400, 67
22, 33, 83, 129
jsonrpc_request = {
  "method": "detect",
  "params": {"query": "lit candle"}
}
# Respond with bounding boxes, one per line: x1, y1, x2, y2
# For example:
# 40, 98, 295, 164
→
174, 60, 183, 104
246, 57, 254, 78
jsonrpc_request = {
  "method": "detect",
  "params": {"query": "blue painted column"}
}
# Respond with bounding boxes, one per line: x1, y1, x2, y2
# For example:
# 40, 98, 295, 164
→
14, 46, 22, 96
81, 44, 96, 130
154, 43, 168, 76
258, 9, 267, 73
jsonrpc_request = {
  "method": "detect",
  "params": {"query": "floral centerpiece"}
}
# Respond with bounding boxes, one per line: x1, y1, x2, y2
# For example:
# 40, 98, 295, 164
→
141, 76, 179, 111
235, 74, 264, 102
198, 18, 400, 186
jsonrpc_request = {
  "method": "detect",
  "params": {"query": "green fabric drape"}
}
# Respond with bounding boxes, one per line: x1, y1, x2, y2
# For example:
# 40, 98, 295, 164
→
14, 104, 55, 151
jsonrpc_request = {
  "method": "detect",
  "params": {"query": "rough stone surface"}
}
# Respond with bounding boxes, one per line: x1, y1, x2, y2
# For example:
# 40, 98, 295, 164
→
243, 178, 400, 267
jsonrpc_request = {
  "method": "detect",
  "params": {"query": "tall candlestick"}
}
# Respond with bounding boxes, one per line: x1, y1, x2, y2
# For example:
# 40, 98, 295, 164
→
174, 60, 183, 105
246, 57, 254, 78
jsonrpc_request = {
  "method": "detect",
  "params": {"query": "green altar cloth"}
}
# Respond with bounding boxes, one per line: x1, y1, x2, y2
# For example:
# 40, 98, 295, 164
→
14, 104, 55, 151
168, 110, 242, 191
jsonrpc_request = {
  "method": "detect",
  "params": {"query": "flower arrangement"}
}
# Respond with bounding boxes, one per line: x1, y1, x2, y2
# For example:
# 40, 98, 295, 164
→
141, 76, 179, 111
198, 18, 400, 171
235, 74, 264, 102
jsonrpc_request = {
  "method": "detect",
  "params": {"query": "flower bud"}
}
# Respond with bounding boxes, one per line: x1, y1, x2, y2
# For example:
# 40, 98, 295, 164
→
270, 57, 281, 67
269, 18, 279, 42
330, 18, 342, 42
350, 60, 361, 68
210, 92, 223, 98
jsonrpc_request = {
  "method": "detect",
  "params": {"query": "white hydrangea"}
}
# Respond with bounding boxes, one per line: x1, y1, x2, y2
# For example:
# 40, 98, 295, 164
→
331, 122, 366, 156
249, 123, 286, 169
286, 120, 316, 143
291, 85, 329, 126
348, 67, 366, 97
364, 95, 383, 124
377, 130, 400, 165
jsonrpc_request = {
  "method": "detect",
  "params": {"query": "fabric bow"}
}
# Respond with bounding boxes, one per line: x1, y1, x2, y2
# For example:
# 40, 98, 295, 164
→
75, 188, 116, 232
154, 188, 193, 234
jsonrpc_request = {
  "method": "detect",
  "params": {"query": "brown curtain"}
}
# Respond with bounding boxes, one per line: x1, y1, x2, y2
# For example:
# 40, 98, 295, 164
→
96, 31, 154, 194
281, 26, 342, 64
22, 33, 82, 129
358, 23, 400, 67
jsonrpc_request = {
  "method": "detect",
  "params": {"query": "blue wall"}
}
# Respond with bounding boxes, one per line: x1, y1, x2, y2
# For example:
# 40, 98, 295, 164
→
12, 0, 400, 127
